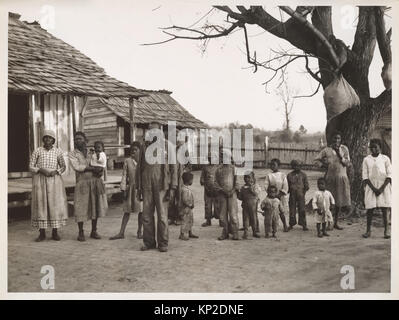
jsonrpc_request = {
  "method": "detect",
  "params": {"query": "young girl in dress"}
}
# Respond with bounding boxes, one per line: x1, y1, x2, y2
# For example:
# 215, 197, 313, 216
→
362, 139, 392, 239
109, 142, 143, 240
264, 158, 289, 232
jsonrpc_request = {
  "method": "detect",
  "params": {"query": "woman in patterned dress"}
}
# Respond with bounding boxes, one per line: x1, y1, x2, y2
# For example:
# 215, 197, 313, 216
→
30, 130, 68, 242
68, 131, 108, 241
315, 132, 351, 230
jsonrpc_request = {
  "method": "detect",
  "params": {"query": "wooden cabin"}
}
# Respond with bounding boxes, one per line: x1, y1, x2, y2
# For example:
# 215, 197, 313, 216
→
82, 91, 206, 168
371, 106, 392, 158
8, 12, 144, 207
8, 12, 144, 177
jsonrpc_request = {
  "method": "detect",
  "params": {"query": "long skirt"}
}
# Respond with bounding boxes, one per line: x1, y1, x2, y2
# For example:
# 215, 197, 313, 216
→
74, 177, 108, 222
31, 173, 68, 229
325, 174, 351, 207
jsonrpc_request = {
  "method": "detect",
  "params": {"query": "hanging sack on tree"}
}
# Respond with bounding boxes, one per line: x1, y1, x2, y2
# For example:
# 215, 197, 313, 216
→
323, 74, 360, 121
381, 62, 392, 90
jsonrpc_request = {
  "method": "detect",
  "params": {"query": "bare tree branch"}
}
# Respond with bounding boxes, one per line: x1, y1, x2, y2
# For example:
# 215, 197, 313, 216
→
375, 6, 392, 64
294, 82, 322, 98
141, 21, 241, 45
243, 25, 258, 73
304, 55, 323, 83
280, 6, 340, 69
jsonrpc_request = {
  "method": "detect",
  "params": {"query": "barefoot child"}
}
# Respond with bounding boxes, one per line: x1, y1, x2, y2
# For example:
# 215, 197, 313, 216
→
110, 142, 143, 240
362, 139, 392, 239
264, 158, 289, 232
238, 171, 261, 239
312, 178, 335, 238
287, 160, 309, 231
179, 172, 198, 240
261, 186, 284, 238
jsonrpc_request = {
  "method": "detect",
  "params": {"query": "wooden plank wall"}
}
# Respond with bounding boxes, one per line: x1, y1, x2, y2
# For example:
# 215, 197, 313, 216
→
82, 97, 118, 157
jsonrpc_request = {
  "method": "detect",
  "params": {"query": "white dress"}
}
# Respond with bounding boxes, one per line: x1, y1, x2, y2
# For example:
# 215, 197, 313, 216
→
312, 190, 335, 223
362, 154, 392, 209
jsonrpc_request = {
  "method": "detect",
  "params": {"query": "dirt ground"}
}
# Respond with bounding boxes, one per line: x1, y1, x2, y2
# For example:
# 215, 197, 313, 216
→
7, 169, 391, 293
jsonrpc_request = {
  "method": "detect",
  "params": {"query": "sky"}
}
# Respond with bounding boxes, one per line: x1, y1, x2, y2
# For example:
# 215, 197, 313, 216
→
3, 0, 391, 132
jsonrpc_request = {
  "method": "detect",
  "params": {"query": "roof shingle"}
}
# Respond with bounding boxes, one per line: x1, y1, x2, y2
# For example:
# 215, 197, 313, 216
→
8, 12, 144, 98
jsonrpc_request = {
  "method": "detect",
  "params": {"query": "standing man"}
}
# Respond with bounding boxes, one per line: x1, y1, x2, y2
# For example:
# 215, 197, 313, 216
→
214, 149, 240, 240
168, 140, 187, 226
200, 152, 220, 227
137, 122, 178, 252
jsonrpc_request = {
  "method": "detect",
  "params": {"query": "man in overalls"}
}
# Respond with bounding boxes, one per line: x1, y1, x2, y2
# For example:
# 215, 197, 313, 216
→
137, 122, 178, 252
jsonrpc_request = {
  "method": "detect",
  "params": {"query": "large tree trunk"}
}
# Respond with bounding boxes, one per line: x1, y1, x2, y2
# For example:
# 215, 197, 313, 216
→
326, 90, 391, 206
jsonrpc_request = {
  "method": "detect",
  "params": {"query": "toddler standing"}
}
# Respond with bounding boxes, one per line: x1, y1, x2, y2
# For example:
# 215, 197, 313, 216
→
179, 172, 199, 240
261, 185, 284, 238
312, 178, 335, 238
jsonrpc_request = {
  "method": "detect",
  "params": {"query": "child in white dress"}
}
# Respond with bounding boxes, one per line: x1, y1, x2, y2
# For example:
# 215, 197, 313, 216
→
312, 178, 335, 238
362, 139, 391, 239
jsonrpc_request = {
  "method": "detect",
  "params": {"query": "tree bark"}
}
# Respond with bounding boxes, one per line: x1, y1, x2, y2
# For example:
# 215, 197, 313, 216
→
326, 90, 391, 205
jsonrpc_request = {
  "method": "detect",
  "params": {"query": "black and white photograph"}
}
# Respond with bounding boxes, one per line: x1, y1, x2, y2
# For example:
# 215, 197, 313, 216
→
1, 0, 397, 298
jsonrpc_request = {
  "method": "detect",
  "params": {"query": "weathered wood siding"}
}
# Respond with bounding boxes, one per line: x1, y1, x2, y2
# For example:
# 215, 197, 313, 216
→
22, 92, 84, 176
82, 97, 119, 157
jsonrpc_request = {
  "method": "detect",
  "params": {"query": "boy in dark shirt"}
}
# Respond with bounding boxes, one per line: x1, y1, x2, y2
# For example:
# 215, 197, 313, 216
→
287, 160, 309, 231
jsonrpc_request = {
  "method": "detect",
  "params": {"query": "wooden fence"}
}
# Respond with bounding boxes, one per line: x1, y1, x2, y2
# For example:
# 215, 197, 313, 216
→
193, 139, 324, 170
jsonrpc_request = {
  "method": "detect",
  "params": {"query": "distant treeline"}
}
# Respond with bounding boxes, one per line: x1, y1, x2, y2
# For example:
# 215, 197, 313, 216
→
207, 122, 325, 145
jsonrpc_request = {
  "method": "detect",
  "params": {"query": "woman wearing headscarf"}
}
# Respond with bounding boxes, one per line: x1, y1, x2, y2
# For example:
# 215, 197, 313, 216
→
315, 132, 351, 230
68, 131, 108, 241
29, 129, 68, 241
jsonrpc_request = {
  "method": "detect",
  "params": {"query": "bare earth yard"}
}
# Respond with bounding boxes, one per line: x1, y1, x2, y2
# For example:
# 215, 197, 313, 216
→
8, 169, 390, 293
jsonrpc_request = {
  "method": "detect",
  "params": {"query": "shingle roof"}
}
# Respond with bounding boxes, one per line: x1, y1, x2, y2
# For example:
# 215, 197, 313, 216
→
8, 12, 144, 98
98, 90, 207, 129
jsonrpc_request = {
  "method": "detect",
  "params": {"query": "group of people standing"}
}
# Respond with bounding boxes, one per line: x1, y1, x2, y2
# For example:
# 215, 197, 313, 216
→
197, 132, 392, 240
29, 127, 392, 251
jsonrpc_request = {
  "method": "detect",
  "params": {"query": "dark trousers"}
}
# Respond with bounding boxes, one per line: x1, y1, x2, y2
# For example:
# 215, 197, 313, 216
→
142, 187, 168, 249
218, 192, 239, 237
204, 191, 219, 219
289, 191, 306, 227
242, 199, 257, 234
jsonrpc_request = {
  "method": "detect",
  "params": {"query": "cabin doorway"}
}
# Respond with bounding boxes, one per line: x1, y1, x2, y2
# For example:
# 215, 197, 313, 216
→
8, 93, 30, 173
